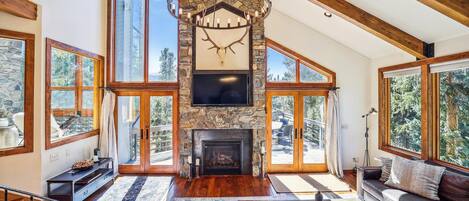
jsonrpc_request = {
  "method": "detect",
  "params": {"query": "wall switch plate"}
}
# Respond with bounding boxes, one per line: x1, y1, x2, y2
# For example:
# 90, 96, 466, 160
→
50, 153, 59, 162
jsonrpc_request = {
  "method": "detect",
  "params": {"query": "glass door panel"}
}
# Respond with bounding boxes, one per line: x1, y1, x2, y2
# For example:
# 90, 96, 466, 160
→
271, 96, 295, 164
149, 95, 174, 166
117, 96, 142, 168
267, 91, 298, 172
299, 92, 328, 172
301, 95, 326, 164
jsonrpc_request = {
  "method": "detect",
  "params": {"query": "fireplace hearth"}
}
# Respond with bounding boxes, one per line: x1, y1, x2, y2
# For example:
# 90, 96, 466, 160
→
192, 129, 252, 175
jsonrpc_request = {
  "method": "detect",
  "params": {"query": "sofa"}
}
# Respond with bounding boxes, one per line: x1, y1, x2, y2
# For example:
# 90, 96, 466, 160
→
357, 164, 469, 201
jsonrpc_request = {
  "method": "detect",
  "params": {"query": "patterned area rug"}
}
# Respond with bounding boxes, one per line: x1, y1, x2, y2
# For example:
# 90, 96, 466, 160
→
96, 176, 173, 201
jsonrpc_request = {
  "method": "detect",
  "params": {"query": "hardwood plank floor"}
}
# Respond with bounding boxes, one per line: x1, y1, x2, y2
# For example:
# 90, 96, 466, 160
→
167, 175, 277, 199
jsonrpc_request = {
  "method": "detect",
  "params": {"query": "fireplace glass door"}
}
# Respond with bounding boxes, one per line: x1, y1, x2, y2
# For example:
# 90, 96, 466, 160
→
267, 91, 327, 172
116, 91, 177, 173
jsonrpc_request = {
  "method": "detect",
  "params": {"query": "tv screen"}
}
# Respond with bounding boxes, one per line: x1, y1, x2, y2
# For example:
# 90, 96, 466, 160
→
192, 74, 250, 106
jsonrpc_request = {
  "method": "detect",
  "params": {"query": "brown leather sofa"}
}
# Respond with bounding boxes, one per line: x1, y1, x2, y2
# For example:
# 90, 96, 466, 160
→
357, 164, 469, 201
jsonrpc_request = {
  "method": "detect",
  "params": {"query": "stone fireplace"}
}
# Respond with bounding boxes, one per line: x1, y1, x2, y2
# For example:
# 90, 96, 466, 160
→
178, 0, 266, 177
192, 129, 252, 175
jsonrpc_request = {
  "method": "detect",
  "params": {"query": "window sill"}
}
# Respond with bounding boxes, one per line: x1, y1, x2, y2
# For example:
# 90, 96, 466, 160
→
46, 129, 99, 150
379, 145, 421, 160
430, 159, 468, 173
0, 145, 33, 157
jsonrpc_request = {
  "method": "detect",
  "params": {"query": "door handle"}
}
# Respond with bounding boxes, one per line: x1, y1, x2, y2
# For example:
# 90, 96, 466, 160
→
294, 128, 298, 139
140, 129, 144, 139
146, 128, 150, 140
300, 128, 303, 139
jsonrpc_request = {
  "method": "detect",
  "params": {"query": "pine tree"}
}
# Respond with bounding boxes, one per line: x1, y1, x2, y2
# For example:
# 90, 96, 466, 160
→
158, 48, 176, 81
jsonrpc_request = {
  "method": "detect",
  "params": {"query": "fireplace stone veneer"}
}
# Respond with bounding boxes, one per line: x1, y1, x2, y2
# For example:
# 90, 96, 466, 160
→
178, 0, 266, 177
193, 129, 253, 175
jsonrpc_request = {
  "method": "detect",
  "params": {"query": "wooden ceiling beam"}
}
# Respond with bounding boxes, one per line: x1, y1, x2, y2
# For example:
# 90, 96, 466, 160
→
418, 0, 469, 27
0, 0, 37, 20
309, 0, 429, 59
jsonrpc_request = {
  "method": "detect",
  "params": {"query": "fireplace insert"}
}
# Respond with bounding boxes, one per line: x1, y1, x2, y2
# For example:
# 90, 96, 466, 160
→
192, 129, 252, 176
202, 141, 242, 175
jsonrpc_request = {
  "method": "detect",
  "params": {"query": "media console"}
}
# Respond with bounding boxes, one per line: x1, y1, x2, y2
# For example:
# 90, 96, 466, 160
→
47, 158, 114, 201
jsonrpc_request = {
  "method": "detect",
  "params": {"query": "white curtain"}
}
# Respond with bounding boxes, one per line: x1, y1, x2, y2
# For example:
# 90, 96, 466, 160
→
99, 90, 118, 175
326, 90, 343, 178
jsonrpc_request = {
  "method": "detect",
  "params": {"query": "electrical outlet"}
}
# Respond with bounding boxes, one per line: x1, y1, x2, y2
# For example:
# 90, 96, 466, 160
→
50, 153, 59, 162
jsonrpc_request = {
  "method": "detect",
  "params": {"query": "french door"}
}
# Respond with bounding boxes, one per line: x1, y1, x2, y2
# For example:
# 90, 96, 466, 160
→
115, 91, 178, 173
266, 91, 328, 172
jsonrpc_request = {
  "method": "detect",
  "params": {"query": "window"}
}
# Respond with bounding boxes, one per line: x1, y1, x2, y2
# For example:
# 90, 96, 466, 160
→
111, 0, 178, 86
389, 74, 422, 152
266, 39, 335, 88
110, 0, 179, 173
0, 29, 34, 157
379, 67, 422, 156
432, 60, 469, 169
379, 52, 469, 172
45, 38, 103, 149
265, 39, 334, 172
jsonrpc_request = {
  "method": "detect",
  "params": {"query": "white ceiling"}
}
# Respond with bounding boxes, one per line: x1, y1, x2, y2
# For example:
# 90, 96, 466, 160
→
271, 0, 469, 59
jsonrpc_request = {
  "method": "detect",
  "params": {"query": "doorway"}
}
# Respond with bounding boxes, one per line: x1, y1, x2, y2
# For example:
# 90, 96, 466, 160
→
266, 90, 328, 172
115, 90, 178, 173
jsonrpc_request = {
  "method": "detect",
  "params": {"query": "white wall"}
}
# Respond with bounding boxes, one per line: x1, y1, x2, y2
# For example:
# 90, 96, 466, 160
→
368, 34, 469, 165
37, 0, 107, 194
0, 0, 106, 194
266, 9, 371, 170
0, 8, 43, 195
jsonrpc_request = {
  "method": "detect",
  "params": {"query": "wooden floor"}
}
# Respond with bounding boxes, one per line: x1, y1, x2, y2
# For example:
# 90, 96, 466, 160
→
88, 171, 356, 200
167, 175, 276, 199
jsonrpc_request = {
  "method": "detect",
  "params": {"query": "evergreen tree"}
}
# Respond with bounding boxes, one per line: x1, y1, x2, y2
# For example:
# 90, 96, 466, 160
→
158, 48, 176, 81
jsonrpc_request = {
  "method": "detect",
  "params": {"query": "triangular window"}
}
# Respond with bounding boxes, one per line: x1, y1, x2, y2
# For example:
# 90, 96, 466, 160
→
266, 39, 334, 85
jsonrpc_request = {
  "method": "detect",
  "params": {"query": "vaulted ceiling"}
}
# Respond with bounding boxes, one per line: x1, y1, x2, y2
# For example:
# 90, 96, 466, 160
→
271, 0, 469, 59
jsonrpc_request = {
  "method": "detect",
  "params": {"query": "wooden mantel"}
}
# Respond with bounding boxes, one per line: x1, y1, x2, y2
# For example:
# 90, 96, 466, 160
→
418, 0, 469, 27
309, 0, 430, 59
0, 0, 37, 20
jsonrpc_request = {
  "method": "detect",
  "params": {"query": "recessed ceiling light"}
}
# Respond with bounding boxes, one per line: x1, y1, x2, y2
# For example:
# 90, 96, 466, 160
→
324, 12, 332, 18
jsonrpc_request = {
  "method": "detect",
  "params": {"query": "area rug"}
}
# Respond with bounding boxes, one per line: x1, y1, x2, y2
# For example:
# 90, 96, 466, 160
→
96, 176, 173, 201
268, 173, 351, 193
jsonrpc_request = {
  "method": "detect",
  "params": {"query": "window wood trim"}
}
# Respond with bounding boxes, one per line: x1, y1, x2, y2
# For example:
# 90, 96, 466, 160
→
45, 38, 104, 150
379, 51, 469, 172
0, 29, 35, 157
106, 0, 179, 90
265, 38, 336, 89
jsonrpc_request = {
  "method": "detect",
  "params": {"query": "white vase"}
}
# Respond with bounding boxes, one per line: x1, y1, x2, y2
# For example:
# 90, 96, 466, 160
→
0, 118, 9, 127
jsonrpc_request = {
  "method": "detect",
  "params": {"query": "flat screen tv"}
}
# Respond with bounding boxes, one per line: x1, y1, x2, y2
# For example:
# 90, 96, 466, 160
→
192, 73, 251, 106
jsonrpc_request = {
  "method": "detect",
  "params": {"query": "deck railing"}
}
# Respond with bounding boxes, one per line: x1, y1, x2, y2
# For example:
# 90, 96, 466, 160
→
0, 185, 56, 201
272, 109, 326, 149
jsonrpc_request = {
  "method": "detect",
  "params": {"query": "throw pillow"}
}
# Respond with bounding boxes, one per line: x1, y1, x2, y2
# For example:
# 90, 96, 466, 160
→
385, 156, 446, 200
376, 157, 392, 182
